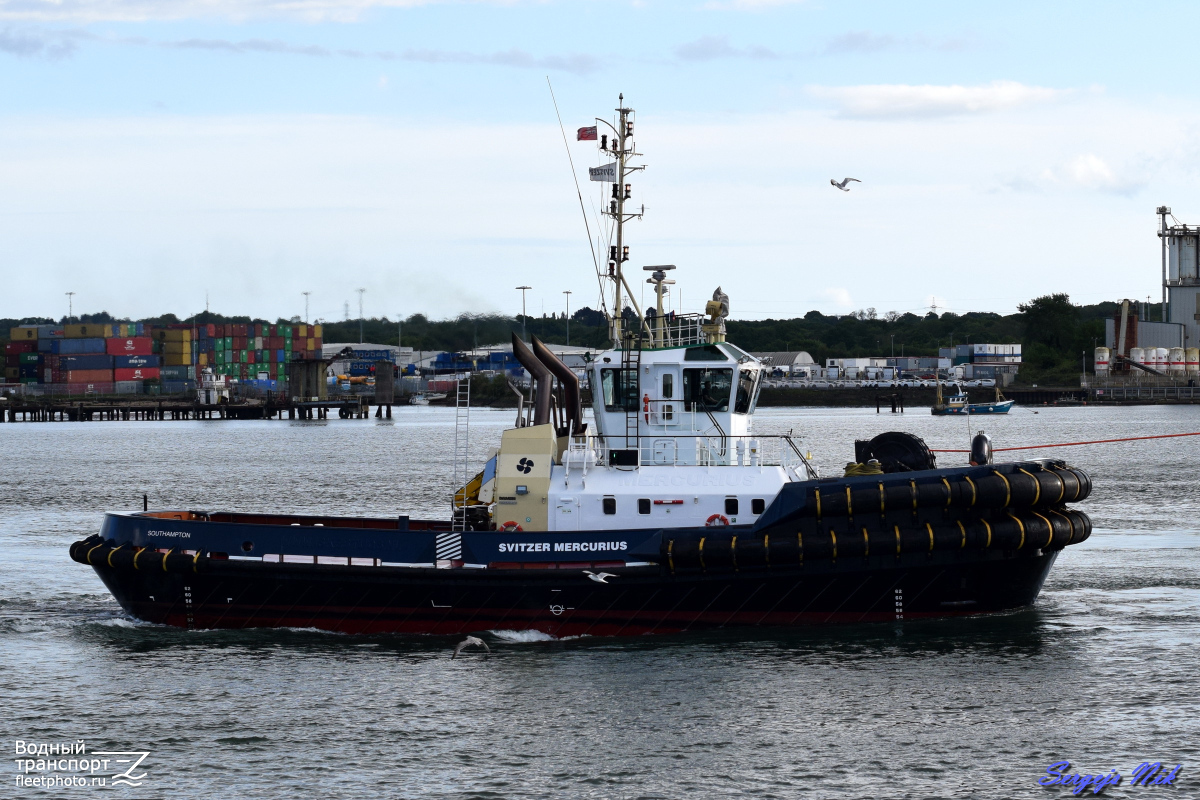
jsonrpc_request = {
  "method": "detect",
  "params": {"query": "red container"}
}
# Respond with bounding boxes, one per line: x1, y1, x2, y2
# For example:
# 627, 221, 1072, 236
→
65, 369, 113, 383
115, 367, 160, 381
233, 324, 247, 337
205, 324, 216, 337
106, 337, 153, 355
5, 341, 37, 354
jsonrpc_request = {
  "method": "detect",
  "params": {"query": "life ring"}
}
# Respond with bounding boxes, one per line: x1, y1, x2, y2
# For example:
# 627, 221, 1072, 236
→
705, 514, 730, 527
499, 521, 524, 532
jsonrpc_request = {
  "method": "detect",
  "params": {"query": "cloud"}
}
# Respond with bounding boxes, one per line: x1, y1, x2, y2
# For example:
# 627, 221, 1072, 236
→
1055, 154, 1145, 196
0, 25, 76, 57
823, 30, 971, 55
0, 0, 467, 23
0, 26, 601, 73
394, 47, 600, 73
675, 35, 775, 61
821, 287, 853, 309
807, 80, 1067, 119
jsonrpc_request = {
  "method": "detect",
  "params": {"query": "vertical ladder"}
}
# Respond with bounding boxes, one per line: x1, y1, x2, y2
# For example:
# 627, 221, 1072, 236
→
621, 328, 643, 451
451, 374, 470, 532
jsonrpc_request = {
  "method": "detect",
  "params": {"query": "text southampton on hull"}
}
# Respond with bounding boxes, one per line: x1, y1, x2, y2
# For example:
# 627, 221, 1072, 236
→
69, 95, 1096, 638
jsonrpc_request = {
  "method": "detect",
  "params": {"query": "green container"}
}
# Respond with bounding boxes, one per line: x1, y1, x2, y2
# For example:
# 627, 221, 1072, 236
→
19, 352, 41, 364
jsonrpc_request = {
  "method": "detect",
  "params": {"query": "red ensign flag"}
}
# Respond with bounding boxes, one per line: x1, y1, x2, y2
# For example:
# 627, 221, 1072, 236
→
576, 126, 598, 141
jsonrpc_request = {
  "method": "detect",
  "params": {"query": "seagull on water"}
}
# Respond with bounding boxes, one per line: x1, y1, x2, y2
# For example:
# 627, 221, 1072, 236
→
831, 177, 861, 191
583, 570, 617, 584
452, 635, 491, 659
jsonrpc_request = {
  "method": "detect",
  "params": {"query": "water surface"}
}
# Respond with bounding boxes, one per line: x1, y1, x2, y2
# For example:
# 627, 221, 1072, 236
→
2, 405, 1197, 798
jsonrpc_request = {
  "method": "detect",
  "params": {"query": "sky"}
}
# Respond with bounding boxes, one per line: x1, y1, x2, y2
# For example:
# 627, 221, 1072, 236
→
2, 0, 1198, 326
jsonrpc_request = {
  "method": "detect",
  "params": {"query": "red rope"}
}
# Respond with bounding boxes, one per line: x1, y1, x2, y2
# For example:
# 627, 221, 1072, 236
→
929, 431, 1200, 453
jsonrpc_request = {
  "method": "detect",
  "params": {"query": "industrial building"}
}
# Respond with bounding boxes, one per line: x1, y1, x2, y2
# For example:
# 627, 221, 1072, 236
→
1096, 207, 1200, 380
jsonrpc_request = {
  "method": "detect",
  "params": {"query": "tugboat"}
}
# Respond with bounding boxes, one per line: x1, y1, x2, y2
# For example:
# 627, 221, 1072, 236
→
70, 97, 1091, 636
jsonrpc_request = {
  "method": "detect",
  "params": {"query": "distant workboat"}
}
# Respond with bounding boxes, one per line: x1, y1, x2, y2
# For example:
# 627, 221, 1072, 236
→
932, 382, 1013, 415
408, 392, 447, 406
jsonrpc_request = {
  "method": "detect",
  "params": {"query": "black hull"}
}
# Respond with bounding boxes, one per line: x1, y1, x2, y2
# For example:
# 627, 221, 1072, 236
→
90, 548, 1060, 637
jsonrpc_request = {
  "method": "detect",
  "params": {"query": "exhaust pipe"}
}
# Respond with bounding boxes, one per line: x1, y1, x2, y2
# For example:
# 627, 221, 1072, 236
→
511, 334, 552, 426
532, 336, 585, 436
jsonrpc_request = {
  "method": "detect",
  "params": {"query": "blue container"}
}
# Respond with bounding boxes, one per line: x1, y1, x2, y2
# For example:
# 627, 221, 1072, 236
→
162, 380, 196, 393
37, 339, 54, 353
18, 365, 39, 378
51, 338, 106, 355
58, 354, 114, 370
277, 349, 285, 363
115, 354, 161, 368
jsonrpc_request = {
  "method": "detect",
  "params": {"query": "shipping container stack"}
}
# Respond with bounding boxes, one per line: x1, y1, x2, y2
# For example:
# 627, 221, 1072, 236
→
4, 321, 322, 395
157, 322, 323, 387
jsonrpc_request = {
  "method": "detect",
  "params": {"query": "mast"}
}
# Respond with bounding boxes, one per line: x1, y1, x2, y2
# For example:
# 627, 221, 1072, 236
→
596, 94, 645, 345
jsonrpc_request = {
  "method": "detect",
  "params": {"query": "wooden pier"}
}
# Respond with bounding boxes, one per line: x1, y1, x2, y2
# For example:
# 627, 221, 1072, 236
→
0, 395, 395, 423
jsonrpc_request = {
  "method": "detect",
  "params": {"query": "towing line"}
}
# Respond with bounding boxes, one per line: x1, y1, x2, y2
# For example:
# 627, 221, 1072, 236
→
930, 431, 1200, 454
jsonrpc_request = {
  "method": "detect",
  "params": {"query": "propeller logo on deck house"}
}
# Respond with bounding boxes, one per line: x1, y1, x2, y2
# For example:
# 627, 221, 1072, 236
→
13, 739, 151, 790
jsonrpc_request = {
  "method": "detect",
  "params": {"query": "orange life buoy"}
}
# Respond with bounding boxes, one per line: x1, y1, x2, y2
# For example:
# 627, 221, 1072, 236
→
499, 521, 524, 532
705, 514, 730, 527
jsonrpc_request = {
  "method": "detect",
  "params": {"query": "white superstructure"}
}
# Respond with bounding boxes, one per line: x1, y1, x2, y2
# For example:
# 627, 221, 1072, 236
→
457, 96, 816, 534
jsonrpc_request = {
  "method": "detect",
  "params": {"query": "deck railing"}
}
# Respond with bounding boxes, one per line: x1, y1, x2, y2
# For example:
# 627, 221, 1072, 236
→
565, 434, 819, 479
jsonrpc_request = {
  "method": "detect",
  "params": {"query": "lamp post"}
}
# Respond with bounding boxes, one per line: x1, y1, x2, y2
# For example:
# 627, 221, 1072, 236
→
563, 290, 572, 347
890, 334, 895, 357
516, 286, 532, 341
355, 288, 366, 343
65, 291, 75, 322
302, 291, 311, 324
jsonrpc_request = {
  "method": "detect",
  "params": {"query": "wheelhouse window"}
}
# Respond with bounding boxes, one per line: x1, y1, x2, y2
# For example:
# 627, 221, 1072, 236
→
734, 368, 759, 414
662, 373, 674, 398
600, 368, 639, 412
638, 498, 651, 515
725, 497, 739, 515
603, 497, 616, 515
682, 368, 733, 412
751, 498, 765, 515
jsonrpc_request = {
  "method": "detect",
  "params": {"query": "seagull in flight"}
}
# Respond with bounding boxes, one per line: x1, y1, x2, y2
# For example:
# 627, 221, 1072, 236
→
831, 177, 861, 191
583, 570, 617, 584
452, 635, 491, 659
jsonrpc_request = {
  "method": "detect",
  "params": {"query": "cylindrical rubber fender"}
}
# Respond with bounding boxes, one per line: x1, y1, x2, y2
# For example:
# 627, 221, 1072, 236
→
69, 536, 102, 564
82, 539, 112, 566
1006, 470, 1040, 508
106, 545, 138, 570
1062, 508, 1092, 545
933, 520, 966, 551
898, 523, 934, 553
668, 535, 708, 571
1054, 467, 1085, 504
987, 514, 1029, 549
802, 529, 837, 560
1064, 468, 1091, 503
161, 549, 202, 573
764, 531, 802, 565
1042, 510, 1074, 549
732, 533, 769, 569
